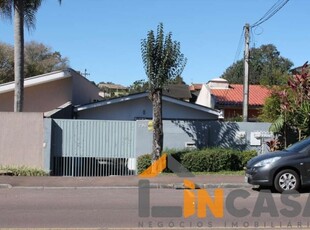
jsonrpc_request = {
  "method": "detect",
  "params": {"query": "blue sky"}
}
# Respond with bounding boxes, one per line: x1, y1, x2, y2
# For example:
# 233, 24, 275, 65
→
0, 0, 308, 86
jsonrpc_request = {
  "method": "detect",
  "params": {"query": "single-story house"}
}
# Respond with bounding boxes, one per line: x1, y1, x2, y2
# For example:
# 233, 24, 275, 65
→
75, 92, 221, 120
189, 83, 203, 103
0, 69, 102, 118
98, 83, 129, 98
195, 78, 271, 121
163, 84, 192, 102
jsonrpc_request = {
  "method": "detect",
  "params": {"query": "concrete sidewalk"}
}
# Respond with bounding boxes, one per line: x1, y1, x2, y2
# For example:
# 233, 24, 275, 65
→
0, 174, 251, 189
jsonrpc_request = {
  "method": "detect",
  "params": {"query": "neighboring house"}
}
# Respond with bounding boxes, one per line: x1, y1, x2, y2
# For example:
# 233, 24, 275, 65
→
0, 69, 102, 118
98, 83, 128, 98
75, 92, 221, 120
196, 78, 271, 121
189, 83, 203, 103
163, 84, 192, 101
290, 63, 309, 75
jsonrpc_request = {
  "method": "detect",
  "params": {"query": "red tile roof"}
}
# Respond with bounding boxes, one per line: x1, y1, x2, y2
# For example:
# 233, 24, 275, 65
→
189, 84, 202, 91
211, 84, 271, 106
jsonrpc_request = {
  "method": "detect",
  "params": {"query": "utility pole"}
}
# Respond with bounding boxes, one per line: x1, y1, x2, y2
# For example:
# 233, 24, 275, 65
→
243, 23, 250, 122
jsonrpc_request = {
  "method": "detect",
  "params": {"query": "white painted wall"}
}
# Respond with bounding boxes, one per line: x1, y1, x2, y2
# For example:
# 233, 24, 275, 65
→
196, 84, 213, 108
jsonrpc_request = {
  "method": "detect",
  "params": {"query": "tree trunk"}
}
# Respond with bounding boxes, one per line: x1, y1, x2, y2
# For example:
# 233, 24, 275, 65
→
14, 0, 24, 112
151, 89, 163, 162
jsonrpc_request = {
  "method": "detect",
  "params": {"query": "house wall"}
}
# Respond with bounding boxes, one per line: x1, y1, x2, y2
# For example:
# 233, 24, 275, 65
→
0, 91, 14, 111
196, 84, 214, 108
136, 120, 210, 156
0, 113, 271, 174
72, 71, 101, 105
136, 120, 272, 156
77, 97, 152, 120
0, 78, 72, 112
223, 108, 262, 120
162, 100, 218, 120
76, 97, 218, 120
0, 112, 45, 169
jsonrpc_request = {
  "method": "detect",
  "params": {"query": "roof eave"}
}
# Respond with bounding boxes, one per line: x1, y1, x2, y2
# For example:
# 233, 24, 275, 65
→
0, 69, 72, 94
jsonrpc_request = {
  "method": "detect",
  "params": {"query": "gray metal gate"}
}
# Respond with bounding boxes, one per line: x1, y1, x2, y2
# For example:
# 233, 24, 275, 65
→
51, 119, 136, 176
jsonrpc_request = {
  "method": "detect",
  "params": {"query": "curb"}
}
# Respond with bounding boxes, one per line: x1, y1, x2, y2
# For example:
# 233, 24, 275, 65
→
174, 183, 251, 189
0, 183, 251, 189
0, 184, 12, 189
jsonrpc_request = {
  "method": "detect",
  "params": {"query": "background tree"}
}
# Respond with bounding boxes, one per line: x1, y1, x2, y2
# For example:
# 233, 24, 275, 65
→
258, 87, 283, 123
0, 0, 61, 112
0, 41, 68, 84
24, 41, 68, 77
128, 79, 148, 94
168, 75, 186, 85
265, 62, 310, 147
284, 62, 310, 140
141, 23, 187, 161
0, 42, 14, 84
221, 44, 293, 85
128, 75, 186, 94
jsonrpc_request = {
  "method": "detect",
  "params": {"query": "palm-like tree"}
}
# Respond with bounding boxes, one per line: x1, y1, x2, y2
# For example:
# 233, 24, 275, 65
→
0, 0, 61, 112
141, 23, 187, 161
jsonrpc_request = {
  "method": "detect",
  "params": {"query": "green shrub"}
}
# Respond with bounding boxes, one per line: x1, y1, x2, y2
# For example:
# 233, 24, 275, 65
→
0, 165, 48, 176
163, 148, 192, 173
239, 150, 257, 167
163, 148, 189, 163
137, 154, 152, 174
136, 148, 258, 173
182, 148, 257, 172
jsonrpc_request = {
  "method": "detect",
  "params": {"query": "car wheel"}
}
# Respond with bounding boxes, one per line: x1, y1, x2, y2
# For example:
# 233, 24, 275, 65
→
274, 169, 300, 193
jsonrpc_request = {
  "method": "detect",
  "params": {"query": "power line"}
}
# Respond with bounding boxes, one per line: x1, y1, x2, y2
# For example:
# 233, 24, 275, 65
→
233, 27, 245, 63
251, 0, 290, 28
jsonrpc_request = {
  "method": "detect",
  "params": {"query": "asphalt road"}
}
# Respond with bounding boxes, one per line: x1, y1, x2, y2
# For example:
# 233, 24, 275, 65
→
1, 187, 310, 229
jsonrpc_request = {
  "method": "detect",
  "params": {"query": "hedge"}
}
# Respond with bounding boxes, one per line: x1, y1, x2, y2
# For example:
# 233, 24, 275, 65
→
0, 165, 48, 176
137, 148, 257, 174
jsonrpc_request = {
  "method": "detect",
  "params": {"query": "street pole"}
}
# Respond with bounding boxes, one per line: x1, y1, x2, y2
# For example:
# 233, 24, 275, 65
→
243, 23, 250, 122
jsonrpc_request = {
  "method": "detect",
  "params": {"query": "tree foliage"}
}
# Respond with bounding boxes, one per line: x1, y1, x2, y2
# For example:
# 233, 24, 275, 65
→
0, 0, 61, 111
258, 87, 283, 123
0, 42, 14, 84
141, 23, 187, 92
0, 41, 69, 84
25, 41, 68, 77
0, 0, 44, 30
128, 79, 148, 94
128, 75, 186, 94
265, 62, 310, 146
279, 62, 310, 140
221, 44, 293, 85
141, 23, 187, 161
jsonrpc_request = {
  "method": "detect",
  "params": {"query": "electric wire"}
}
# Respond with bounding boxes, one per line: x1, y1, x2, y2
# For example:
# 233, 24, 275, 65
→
251, 0, 289, 28
233, 27, 245, 63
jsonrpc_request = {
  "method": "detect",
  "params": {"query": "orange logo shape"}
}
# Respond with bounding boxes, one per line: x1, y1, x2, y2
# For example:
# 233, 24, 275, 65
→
139, 154, 167, 178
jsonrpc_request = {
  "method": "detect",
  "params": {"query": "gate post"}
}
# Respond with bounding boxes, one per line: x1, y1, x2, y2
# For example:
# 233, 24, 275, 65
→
43, 118, 53, 174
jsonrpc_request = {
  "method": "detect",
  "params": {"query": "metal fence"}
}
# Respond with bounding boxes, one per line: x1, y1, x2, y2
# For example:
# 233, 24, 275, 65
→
51, 119, 136, 176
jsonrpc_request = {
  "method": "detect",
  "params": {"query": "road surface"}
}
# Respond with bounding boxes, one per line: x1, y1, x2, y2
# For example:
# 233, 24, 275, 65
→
0, 186, 310, 229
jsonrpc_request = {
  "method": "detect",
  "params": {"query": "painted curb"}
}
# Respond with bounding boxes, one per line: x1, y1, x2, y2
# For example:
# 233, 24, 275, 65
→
0, 184, 12, 189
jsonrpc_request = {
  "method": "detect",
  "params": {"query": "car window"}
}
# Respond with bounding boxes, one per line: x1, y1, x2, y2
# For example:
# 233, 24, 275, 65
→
285, 137, 310, 153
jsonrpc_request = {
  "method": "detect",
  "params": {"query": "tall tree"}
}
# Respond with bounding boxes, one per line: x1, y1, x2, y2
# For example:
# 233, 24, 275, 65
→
141, 23, 187, 161
221, 44, 293, 86
0, 0, 61, 112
